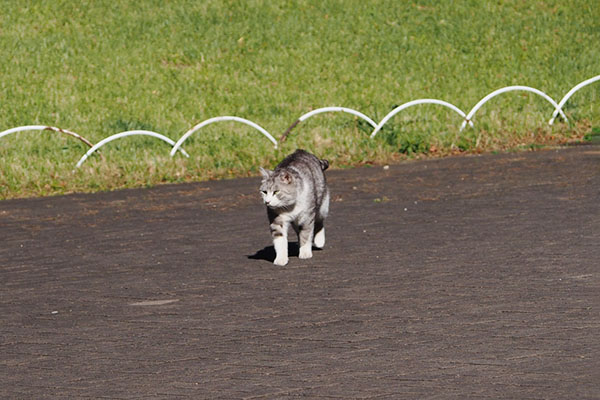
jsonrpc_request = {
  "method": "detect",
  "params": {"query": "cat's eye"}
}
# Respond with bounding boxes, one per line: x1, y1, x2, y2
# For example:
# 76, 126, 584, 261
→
274, 190, 279, 195
261, 190, 267, 194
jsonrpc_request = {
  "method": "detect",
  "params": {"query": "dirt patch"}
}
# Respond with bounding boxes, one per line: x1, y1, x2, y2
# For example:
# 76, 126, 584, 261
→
1, 146, 599, 398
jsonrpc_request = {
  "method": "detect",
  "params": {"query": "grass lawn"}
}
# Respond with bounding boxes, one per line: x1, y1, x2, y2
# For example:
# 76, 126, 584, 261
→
1, 0, 599, 199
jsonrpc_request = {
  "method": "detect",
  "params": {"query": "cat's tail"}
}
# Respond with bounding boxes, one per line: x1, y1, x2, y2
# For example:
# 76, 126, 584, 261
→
319, 159, 329, 171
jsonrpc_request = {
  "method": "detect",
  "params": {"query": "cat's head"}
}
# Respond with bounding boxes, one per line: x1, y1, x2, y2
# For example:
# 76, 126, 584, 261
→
259, 167, 296, 209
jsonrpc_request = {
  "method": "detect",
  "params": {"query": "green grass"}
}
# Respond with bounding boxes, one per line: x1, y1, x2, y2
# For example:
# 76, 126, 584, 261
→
1, 0, 599, 199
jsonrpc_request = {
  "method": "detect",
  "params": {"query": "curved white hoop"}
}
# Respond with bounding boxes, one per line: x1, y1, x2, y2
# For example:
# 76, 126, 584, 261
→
280, 107, 377, 142
0, 125, 94, 148
460, 86, 567, 131
298, 107, 377, 128
549, 75, 600, 125
170, 116, 277, 157
75, 130, 190, 168
370, 99, 472, 139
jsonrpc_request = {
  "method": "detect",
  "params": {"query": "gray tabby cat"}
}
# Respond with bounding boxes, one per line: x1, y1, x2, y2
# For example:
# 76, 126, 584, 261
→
259, 149, 330, 266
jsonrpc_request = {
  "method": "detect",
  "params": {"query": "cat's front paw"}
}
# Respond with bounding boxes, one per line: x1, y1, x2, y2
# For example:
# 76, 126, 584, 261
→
298, 246, 313, 259
273, 256, 289, 266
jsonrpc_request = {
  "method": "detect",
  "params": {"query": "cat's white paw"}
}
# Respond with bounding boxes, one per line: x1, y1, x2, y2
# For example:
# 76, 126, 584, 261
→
299, 246, 313, 259
314, 229, 325, 248
273, 256, 289, 266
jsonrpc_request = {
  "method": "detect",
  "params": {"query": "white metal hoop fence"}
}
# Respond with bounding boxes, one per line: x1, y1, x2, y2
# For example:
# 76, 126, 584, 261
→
0, 75, 598, 169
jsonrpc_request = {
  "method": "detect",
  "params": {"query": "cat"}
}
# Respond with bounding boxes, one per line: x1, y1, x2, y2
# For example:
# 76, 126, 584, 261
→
259, 149, 330, 266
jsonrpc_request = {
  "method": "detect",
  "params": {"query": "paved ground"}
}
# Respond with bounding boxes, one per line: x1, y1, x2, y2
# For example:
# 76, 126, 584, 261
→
1, 145, 599, 399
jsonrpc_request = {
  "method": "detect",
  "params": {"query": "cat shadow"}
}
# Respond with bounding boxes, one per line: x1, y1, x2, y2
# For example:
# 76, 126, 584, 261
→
247, 242, 321, 262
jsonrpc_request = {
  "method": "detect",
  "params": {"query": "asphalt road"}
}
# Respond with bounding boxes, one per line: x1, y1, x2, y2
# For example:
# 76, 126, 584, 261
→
1, 145, 599, 399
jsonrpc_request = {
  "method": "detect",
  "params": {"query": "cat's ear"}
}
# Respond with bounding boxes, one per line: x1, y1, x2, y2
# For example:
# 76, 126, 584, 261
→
259, 167, 272, 179
281, 171, 293, 184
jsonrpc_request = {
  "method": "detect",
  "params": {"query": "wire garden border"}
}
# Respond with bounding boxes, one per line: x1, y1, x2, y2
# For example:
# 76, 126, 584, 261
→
0, 75, 598, 169
75, 130, 191, 168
